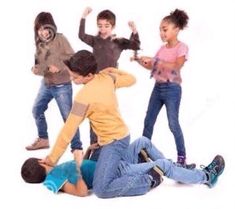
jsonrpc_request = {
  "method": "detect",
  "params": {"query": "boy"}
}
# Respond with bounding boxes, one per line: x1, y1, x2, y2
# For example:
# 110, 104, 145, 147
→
79, 7, 140, 72
21, 137, 225, 197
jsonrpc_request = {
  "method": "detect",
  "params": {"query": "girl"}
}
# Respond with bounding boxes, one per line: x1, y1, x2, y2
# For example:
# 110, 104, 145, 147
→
137, 9, 194, 167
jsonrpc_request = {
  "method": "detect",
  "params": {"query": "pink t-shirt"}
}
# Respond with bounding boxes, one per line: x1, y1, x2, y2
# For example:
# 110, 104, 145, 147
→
152, 41, 188, 84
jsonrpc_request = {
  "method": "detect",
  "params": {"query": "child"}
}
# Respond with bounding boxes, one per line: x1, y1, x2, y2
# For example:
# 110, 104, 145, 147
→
21, 137, 225, 196
79, 7, 140, 72
135, 9, 192, 167
25, 12, 82, 153
21, 157, 95, 196
79, 7, 140, 146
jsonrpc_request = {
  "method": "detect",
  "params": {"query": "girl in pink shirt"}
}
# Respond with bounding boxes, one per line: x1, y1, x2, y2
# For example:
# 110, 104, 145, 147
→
136, 9, 194, 168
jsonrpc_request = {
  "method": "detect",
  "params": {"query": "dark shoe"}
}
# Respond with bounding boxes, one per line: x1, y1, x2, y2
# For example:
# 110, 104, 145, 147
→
148, 166, 164, 188
138, 149, 150, 163
177, 155, 196, 169
25, 138, 49, 150
201, 155, 225, 188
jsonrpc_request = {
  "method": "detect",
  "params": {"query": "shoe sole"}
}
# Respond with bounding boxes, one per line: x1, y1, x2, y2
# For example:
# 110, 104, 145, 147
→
25, 146, 49, 151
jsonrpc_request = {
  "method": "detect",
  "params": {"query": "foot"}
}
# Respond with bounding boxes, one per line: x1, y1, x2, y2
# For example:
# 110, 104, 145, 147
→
148, 166, 164, 188
25, 138, 49, 151
202, 155, 225, 188
177, 155, 196, 169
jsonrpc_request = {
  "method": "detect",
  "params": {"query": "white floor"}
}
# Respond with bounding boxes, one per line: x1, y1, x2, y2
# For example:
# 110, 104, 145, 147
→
1, 0, 235, 208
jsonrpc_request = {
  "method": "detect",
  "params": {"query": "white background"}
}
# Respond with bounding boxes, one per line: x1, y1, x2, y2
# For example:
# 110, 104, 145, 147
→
0, 0, 235, 208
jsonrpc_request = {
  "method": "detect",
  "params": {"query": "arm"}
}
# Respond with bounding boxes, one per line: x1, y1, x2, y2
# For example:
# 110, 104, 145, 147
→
157, 56, 186, 71
61, 178, 88, 197
83, 143, 100, 160
126, 21, 140, 50
104, 68, 136, 88
78, 8, 95, 47
45, 101, 89, 165
135, 56, 153, 70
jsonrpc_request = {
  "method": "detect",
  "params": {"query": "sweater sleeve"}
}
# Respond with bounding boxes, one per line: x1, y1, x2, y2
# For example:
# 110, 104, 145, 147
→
78, 18, 95, 47
48, 101, 89, 164
105, 68, 136, 88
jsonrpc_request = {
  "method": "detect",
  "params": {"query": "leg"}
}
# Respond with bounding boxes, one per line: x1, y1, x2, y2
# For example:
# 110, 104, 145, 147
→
165, 83, 185, 157
53, 83, 82, 150
93, 136, 152, 198
32, 80, 53, 139
142, 84, 163, 139
124, 136, 165, 164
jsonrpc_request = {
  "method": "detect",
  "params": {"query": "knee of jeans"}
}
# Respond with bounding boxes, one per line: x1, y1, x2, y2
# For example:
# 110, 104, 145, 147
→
32, 106, 43, 118
93, 184, 109, 198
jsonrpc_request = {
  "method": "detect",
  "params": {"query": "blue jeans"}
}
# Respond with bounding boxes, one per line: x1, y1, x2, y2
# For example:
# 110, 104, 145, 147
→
32, 80, 82, 150
143, 82, 186, 157
120, 137, 207, 184
93, 135, 152, 198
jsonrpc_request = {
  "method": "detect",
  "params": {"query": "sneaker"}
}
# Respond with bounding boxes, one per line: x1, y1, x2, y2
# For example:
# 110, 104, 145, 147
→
177, 155, 196, 169
148, 166, 164, 188
138, 149, 150, 163
25, 138, 49, 151
201, 155, 225, 188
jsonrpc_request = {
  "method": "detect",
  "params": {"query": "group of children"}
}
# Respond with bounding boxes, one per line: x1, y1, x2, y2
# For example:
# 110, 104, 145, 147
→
21, 7, 225, 198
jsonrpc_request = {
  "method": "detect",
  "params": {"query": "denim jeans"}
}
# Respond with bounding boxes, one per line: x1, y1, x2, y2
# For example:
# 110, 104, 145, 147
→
143, 82, 186, 157
120, 137, 207, 184
32, 80, 82, 150
93, 135, 152, 198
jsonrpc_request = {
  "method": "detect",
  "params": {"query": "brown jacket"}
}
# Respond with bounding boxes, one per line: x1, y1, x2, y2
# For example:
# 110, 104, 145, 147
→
35, 33, 74, 86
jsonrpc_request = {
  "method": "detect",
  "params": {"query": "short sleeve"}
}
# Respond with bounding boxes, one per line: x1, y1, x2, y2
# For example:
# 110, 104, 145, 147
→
177, 42, 189, 60
43, 160, 80, 193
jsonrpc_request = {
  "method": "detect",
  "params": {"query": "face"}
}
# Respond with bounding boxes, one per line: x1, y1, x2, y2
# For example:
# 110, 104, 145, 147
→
68, 70, 93, 85
97, 19, 114, 38
159, 20, 179, 43
38, 26, 50, 39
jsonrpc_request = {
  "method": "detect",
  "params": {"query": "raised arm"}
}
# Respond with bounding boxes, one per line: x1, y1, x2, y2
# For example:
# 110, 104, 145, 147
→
78, 7, 95, 47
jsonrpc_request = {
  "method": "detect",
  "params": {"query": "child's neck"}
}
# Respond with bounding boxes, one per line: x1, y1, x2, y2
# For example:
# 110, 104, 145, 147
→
166, 39, 179, 48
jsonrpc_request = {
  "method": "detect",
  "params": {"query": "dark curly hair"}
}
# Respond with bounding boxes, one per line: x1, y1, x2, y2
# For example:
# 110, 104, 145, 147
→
64, 50, 97, 76
163, 9, 189, 30
21, 158, 46, 183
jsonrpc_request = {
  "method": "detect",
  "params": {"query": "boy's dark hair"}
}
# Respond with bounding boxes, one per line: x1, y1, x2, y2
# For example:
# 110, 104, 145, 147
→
21, 158, 46, 183
64, 50, 97, 76
97, 10, 116, 27
163, 9, 189, 30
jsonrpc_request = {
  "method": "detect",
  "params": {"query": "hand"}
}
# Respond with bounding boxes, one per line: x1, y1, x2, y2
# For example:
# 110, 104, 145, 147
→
31, 66, 39, 74
128, 21, 137, 34
39, 156, 55, 167
82, 7, 92, 18
73, 149, 84, 167
88, 142, 100, 151
48, 65, 60, 73
140, 56, 151, 65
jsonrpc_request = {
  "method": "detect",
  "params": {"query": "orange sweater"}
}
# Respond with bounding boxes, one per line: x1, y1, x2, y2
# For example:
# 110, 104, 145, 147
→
48, 68, 136, 164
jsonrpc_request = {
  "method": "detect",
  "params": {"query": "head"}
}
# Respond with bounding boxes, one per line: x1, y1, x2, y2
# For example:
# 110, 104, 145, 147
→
160, 9, 189, 43
34, 12, 57, 44
97, 10, 116, 38
64, 50, 97, 85
21, 158, 46, 183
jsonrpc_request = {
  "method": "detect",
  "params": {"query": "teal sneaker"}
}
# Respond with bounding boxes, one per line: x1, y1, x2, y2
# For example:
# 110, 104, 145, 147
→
201, 155, 225, 188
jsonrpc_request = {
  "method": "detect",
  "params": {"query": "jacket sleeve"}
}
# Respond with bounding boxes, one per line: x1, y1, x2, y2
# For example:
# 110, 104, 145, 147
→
117, 32, 140, 50
78, 18, 94, 47
47, 101, 89, 164
105, 68, 136, 88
